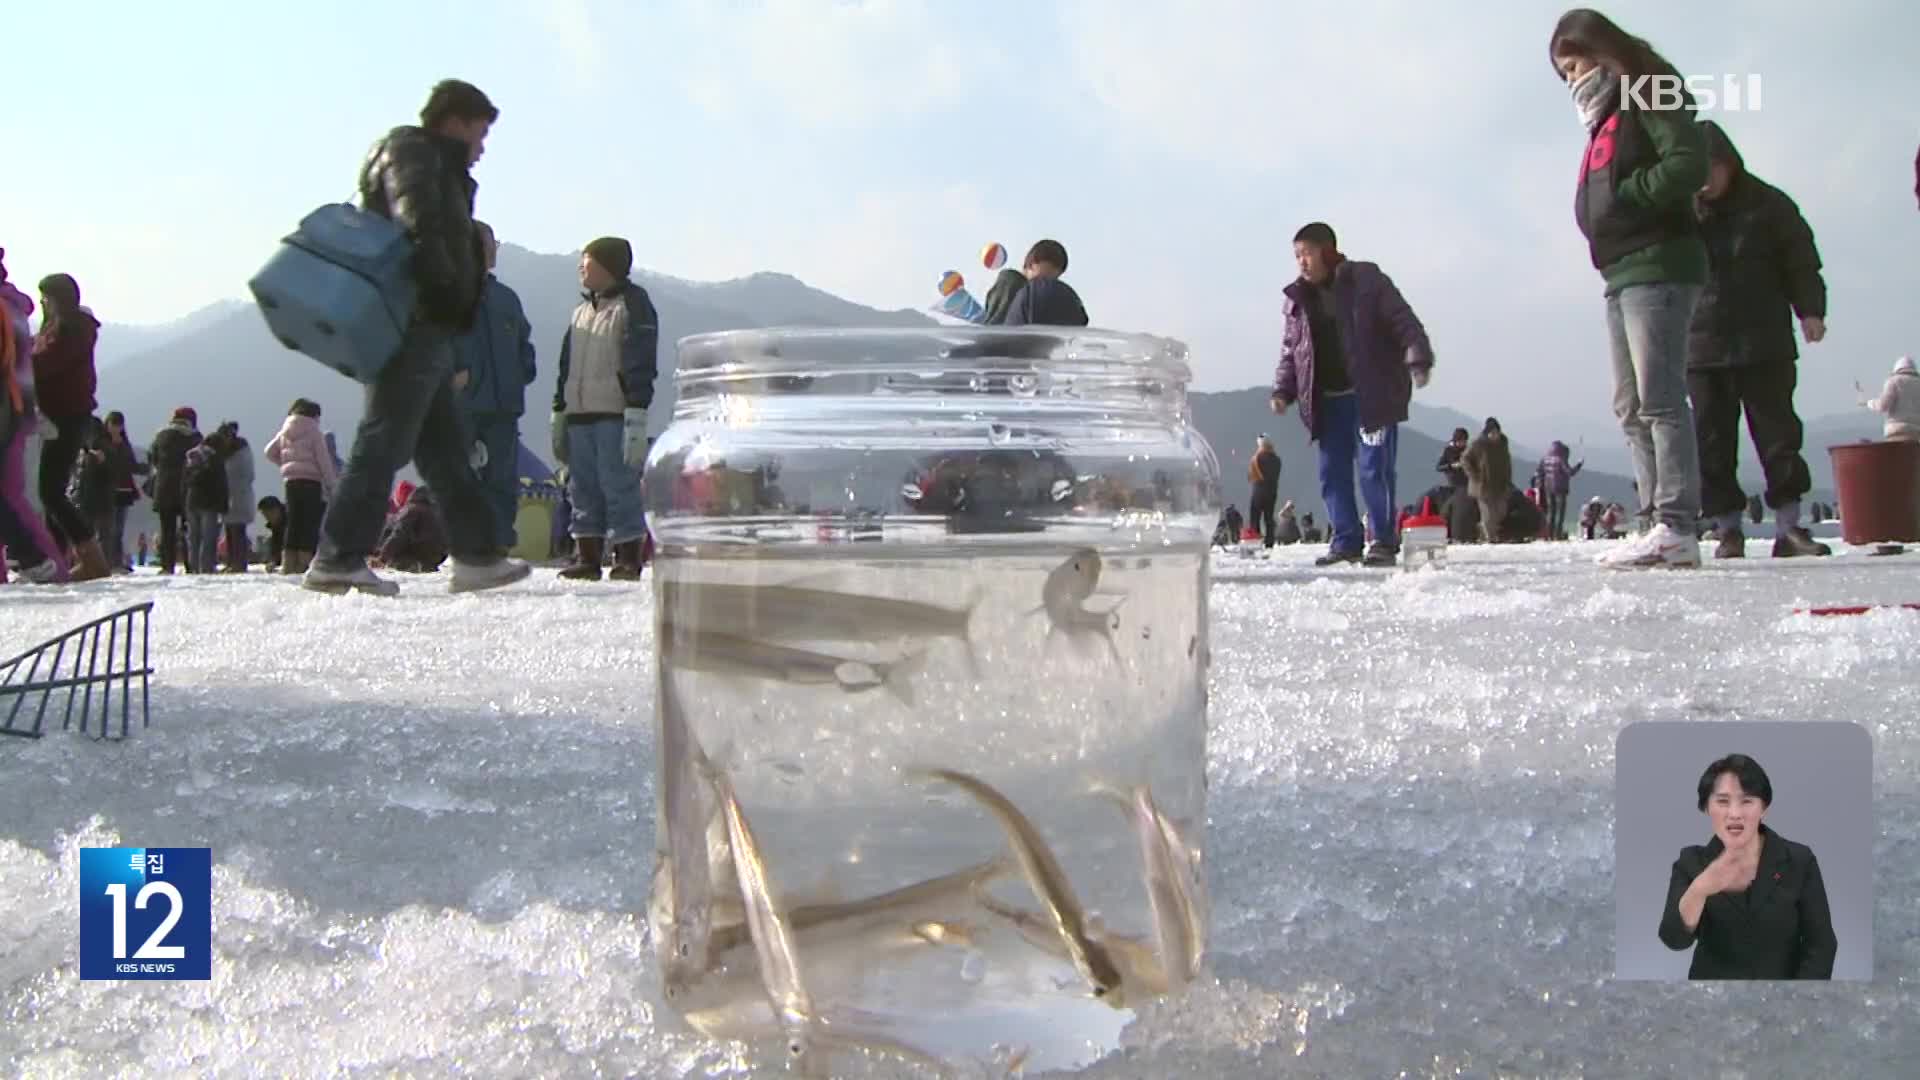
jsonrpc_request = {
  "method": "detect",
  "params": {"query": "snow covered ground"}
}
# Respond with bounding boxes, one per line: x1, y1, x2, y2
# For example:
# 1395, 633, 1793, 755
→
2, 539, 1916, 1077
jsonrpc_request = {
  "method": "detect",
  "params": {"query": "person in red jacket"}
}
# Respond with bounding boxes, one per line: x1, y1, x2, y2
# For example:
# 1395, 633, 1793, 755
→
29, 273, 111, 580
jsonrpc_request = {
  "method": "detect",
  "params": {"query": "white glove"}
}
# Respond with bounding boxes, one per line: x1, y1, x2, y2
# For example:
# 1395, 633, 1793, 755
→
623, 408, 649, 467
1361, 427, 1387, 447
470, 441, 488, 470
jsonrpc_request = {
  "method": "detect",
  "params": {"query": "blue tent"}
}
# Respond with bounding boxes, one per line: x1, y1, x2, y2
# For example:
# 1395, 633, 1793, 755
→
515, 440, 554, 485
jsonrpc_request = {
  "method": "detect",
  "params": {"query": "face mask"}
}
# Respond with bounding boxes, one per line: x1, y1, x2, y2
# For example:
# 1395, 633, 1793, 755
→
1570, 64, 1619, 128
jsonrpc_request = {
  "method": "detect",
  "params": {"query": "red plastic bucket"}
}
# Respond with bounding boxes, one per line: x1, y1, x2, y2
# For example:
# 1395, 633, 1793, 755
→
1829, 440, 1920, 544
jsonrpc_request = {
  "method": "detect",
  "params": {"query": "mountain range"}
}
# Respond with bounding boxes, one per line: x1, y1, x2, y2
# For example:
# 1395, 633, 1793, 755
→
87, 245, 1860, 541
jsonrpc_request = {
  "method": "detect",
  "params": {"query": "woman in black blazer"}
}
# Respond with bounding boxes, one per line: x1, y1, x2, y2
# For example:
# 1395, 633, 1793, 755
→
1659, 754, 1837, 979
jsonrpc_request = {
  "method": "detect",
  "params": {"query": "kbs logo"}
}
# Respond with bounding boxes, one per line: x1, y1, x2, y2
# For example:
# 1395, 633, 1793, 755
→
1622, 74, 1763, 113
79, 847, 212, 981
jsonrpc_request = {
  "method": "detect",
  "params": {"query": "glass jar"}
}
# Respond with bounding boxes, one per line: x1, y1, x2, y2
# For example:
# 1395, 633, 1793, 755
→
643, 327, 1220, 1075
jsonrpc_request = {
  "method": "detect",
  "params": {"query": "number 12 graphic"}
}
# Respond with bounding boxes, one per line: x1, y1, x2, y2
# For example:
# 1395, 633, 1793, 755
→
79, 847, 211, 980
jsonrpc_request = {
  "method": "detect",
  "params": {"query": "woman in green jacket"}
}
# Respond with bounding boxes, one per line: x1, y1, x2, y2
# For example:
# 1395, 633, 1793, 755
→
1550, 9, 1710, 569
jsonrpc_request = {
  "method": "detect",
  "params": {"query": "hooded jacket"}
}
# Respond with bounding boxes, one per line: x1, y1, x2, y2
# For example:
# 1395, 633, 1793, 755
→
264, 414, 340, 494
1002, 276, 1088, 328
1871, 357, 1920, 441
1687, 121, 1827, 370
29, 275, 99, 420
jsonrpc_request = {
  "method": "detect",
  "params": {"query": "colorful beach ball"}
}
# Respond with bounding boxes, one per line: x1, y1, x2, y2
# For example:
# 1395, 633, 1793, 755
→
981, 242, 1007, 270
938, 270, 965, 296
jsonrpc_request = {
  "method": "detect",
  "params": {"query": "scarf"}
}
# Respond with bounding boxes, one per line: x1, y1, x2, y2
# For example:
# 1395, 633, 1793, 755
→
1570, 65, 1620, 130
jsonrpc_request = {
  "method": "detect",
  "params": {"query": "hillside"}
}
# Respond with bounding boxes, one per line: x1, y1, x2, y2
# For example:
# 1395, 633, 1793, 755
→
90, 247, 937, 539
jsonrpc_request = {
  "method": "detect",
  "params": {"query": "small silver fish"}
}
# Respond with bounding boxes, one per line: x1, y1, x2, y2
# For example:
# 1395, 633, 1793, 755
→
701, 758, 817, 1064
972, 887, 1171, 997
1032, 549, 1126, 663
708, 855, 1012, 957
1093, 782, 1206, 986
912, 768, 1126, 1005
667, 625, 928, 706
660, 580, 982, 673
654, 669, 715, 991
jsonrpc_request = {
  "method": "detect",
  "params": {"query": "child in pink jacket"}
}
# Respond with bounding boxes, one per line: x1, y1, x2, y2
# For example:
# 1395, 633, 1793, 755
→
263, 398, 338, 574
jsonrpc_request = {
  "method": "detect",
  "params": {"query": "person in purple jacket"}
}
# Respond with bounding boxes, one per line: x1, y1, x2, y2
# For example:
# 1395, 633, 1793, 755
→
1270, 222, 1435, 567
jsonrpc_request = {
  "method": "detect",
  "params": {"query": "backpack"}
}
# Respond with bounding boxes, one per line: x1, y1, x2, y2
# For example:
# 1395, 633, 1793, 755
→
184, 445, 225, 504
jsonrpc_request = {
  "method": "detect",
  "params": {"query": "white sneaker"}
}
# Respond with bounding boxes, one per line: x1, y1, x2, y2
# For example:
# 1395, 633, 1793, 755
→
1597, 522, 1700, 569
449, 557, 532, 595
302, 559, 402, 597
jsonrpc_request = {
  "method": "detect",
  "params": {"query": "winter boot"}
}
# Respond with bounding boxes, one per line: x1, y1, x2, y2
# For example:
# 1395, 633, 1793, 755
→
1714, 527, 1746, 559
1314, 549, 1362, 567
1773, 528, 1832, 558
559, 537, 605, 581
608, 540, 646, 581
70, 540, 113, 582
1362, 542, 1400, 568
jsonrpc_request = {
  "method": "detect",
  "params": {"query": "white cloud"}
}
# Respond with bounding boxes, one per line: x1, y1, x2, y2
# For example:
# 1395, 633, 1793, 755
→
677, 0, 979, 128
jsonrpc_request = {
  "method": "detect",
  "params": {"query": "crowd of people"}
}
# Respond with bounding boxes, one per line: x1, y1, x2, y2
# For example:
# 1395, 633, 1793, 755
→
8, 15, 1918, 587
1250, 10, 1916, 570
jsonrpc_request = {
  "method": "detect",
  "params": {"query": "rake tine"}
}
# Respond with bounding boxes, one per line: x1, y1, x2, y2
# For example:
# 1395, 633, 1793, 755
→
37, 639, 66, 736
79, 621, 103, 739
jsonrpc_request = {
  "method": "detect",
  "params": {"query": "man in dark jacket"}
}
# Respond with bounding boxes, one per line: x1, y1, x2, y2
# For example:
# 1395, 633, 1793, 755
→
551, 236, 659, 581
1270, 222, 1435, 567
455, 220, 536, 554
147, 408, 201, 575
306, 79, 530, 598
1686, 120, 1831, 560
1002, 240, 1088, 328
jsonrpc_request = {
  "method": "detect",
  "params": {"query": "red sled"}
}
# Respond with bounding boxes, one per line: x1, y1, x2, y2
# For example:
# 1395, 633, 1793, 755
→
1795, 604, 1920, 616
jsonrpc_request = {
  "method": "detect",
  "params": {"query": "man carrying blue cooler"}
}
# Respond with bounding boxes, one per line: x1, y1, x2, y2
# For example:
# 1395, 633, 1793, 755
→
550, 236, 658, 582
304, 79, 531, 597
453, 220, 536, 556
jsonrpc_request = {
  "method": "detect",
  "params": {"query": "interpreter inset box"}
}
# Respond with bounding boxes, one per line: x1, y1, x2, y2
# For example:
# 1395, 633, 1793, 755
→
1614, 721, 1872, 981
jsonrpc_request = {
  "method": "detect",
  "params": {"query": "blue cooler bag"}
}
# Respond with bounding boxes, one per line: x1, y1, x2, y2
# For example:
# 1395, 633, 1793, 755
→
248, 203, 416, 383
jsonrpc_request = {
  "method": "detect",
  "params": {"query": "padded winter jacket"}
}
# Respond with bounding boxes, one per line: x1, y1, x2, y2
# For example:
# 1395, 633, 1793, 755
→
553, 281, 658, 420
29, 308, 99, 419
146, 421, 202, 513
1272, 259, 1434, 439
1687, 122, 1826, 371
359, 125, 485, 331
265, 414, 339, 495
455, 275, 536, 417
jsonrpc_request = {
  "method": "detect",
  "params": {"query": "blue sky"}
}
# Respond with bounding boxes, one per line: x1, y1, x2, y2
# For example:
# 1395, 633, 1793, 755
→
8, 0, 1917, 438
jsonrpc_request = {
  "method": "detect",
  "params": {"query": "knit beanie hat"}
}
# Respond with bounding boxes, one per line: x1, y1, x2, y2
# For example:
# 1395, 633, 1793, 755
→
1895, 356, 1917, 377
173, 406, 197, 426
583, 237, 633, 281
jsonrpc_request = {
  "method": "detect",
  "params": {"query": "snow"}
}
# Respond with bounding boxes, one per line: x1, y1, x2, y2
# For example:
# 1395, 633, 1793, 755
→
3, 539, 1918, 1077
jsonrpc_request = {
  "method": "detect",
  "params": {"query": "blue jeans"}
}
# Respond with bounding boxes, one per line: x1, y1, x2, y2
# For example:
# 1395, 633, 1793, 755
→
319, 319, 499, 566
566, 419, 647, 544
470, 413, 523, 551
188, 509, 222, 573
1607, 283, 1701, 532
1316, 392, 1399, 553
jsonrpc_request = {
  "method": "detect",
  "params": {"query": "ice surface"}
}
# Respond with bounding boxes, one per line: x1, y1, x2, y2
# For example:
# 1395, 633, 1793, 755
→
3, 541, 1918, 1077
